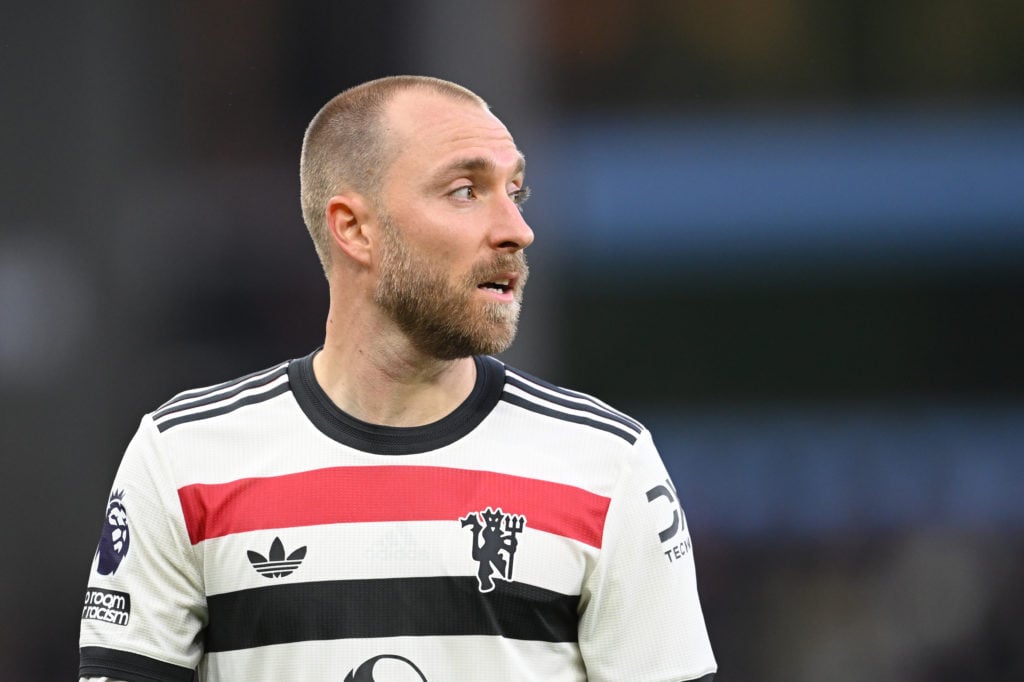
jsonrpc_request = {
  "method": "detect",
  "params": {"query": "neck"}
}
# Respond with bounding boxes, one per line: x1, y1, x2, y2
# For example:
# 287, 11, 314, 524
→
313, 303, 477, 427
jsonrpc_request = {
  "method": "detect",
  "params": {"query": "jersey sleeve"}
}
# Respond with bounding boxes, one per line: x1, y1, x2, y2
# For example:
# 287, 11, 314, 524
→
578, 430, 717, 682
79, 416, 205, 681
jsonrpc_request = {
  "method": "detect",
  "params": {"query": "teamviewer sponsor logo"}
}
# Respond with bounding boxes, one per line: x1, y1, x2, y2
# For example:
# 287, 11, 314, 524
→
82, 588, 131, 626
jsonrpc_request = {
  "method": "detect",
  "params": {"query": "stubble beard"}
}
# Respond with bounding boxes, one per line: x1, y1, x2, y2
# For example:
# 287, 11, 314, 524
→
373, 214, 529, 361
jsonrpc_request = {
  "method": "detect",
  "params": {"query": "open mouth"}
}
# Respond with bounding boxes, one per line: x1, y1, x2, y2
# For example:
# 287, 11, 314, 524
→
476, 270, 519, 296
477, 279, 512, 294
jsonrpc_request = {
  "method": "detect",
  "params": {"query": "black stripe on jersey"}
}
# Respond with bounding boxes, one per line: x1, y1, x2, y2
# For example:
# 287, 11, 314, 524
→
501, 392, 639, 445
506, 368, 642, 431
156, 361, 288, 412
505, 373, 643, 437
79, 646, 194, 682
153, 364, 289, 421
204, 576, 579, 652
155, 381, 291, 433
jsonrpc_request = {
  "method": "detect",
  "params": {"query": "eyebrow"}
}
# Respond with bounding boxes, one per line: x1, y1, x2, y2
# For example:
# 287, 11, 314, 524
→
438, 154, 526, 179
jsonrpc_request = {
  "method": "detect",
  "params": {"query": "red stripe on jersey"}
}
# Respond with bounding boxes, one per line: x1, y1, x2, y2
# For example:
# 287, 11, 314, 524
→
177, 466, 611, 548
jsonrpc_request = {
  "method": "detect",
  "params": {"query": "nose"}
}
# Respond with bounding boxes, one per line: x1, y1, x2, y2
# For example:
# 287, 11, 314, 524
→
490, 193, 535, 252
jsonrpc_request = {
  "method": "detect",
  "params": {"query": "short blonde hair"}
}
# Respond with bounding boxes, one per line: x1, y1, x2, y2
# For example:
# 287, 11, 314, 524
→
299, 75, 487, 274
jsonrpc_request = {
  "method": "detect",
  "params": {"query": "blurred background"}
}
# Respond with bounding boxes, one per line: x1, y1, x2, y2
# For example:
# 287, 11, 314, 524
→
2, 2, 1022, 680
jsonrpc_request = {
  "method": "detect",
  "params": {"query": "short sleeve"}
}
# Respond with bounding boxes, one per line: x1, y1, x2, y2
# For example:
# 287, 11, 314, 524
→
79, 416, 205, 681
578, 430, 717, 682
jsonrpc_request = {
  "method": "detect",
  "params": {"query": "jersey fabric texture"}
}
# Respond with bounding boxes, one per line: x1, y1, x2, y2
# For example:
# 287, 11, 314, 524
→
79, 349, 716, 682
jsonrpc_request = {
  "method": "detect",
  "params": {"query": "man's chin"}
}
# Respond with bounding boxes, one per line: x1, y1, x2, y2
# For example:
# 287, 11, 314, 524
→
422, 324, 519, 360
483, 299, 521, 326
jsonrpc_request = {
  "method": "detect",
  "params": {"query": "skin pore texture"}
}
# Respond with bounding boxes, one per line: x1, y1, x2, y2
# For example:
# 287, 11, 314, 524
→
312, 88, 534, 428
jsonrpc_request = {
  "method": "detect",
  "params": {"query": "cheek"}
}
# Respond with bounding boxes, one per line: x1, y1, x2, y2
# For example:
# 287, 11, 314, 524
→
388, 209, 480, 271
416, 239, 470, 273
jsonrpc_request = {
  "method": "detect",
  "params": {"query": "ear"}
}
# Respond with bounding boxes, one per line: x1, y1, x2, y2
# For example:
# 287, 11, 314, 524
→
325, 193, 375, 267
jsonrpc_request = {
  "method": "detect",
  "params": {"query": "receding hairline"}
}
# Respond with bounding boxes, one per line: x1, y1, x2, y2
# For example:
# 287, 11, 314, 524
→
304, 76, 489, 170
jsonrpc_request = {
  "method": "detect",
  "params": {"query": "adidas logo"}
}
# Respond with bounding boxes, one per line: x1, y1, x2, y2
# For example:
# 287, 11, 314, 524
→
247, 537, 307, 578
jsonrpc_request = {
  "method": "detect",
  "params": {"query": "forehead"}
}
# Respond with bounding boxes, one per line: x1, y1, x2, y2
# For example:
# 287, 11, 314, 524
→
384, 90, 523, 178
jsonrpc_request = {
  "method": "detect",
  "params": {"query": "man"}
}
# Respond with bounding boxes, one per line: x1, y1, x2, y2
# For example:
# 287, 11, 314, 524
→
79, 75, 716, 681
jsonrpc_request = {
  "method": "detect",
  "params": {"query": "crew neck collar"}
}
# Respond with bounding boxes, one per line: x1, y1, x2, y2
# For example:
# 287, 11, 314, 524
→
288, 349, 505, 454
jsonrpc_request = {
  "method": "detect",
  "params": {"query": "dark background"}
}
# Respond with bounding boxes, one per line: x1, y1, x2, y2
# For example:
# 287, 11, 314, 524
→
2, 2, 1022, 680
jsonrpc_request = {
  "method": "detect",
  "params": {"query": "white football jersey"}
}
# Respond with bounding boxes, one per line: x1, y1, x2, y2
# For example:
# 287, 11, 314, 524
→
80, 350, 716, 681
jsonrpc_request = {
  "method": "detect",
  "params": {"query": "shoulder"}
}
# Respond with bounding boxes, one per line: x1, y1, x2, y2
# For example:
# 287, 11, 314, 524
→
497, 361, 646, 446
148, 358, 295, 434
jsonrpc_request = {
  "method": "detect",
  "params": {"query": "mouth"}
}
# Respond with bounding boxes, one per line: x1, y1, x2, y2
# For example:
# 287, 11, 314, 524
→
476, 273, 519, 299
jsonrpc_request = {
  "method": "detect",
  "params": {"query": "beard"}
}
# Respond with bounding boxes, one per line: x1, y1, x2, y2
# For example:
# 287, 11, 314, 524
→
373, 213, 529, 361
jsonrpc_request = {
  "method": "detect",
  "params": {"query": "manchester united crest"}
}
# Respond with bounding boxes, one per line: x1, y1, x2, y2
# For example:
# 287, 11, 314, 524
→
460, 507, 526, 592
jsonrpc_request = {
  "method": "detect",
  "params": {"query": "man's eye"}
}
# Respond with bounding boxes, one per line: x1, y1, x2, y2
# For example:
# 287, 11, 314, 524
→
451, 186, 476, 200
511, 186, 531, 209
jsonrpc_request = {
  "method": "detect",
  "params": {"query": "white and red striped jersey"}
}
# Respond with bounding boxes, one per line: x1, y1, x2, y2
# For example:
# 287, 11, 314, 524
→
79, 350, 716, 681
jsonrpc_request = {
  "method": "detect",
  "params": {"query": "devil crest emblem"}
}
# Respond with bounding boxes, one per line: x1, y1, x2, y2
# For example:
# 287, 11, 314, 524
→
460, 507, 526, 592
